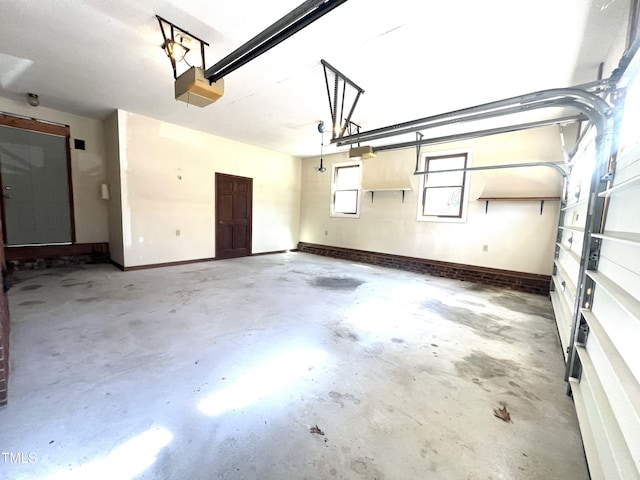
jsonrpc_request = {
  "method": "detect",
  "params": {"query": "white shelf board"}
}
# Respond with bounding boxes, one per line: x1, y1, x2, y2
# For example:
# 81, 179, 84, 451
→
598, 173, 640, 198
586, 270, 640, 323
362, 188, 412, 192
591, 231, 640, 247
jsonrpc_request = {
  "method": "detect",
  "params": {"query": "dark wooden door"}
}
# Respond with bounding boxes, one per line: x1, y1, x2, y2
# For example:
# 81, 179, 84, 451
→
215, 173, 252, 260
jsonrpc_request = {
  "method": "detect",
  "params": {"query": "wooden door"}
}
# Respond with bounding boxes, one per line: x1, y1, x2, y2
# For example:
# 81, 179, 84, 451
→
215, 173, 252, 259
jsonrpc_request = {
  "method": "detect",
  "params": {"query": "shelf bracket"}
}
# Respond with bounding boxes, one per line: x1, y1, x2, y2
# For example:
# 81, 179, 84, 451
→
370, 191, 374, 203
402, 190, 406, 203
485, 200, 489, 214
540, 200, 545, 215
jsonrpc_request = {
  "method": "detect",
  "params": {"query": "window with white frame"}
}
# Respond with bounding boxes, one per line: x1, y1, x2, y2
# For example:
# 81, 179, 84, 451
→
417, 151, 471, 222
331, 160, 362, 217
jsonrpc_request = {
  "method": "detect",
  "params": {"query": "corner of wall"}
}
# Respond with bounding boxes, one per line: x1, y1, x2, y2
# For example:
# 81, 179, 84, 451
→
103, 111, 125, 267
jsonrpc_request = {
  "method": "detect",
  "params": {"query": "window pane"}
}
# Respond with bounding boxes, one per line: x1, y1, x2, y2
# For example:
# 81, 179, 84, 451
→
422, 187, 462, 216
425, 156, 465, 187
334, 190, 358, 214
336, 165, 360, 189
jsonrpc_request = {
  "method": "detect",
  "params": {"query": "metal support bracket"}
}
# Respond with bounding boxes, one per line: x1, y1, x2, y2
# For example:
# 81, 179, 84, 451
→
321, 59, 365, 140
156, 15, 209, 80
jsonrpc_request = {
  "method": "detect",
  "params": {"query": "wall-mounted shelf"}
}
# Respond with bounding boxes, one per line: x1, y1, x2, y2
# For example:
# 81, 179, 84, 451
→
477, 196, 560, 214
597, 173, 640, 198
363, 188, 412, 203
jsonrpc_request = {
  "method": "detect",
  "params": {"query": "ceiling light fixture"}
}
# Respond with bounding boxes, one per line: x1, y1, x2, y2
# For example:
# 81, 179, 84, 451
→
26, 92, 39, 107
156, 15, 208, 80
162, 37, 190, 63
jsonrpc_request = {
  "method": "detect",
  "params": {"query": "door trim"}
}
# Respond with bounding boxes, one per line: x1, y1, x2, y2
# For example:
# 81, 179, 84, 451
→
0, 113, 76, 245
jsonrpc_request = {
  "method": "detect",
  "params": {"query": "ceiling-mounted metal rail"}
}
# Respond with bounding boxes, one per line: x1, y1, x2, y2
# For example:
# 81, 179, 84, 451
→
205, 0, 348, 83
373, 114, 585, 154
332, 87, 610, 147
414, 161, 568, 178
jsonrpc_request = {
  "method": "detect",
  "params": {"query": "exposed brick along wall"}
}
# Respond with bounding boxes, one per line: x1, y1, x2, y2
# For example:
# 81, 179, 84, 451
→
297, 242, 551, 295
0, 288, 8, 406
6, 242, 110, 271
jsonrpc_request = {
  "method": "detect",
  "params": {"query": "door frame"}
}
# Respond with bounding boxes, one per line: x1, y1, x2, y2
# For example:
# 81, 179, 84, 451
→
0, 113, 76, 245
0, 202, 9, 406
215, 172, 253, 259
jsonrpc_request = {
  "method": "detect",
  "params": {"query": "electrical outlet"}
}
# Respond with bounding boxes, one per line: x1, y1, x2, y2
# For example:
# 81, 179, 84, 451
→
175, 229, 180, 236
482, 244, 489, 252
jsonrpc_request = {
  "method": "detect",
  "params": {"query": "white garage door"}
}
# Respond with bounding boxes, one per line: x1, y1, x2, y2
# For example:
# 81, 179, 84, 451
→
552, 56, 640, 478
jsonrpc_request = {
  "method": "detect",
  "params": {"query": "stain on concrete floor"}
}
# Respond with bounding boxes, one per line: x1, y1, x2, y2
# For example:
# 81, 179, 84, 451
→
329, 391, 361, 407
18, 300, 46, 306
492, 294, 553, 318
311, 276, 364, 290
422, 299, 514, 342
455, 350, 521, 379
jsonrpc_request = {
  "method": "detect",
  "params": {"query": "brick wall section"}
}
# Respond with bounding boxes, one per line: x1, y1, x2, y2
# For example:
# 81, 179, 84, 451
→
297, 242, 551, 295
6, 242, 110, 271
0, 288, 8, 406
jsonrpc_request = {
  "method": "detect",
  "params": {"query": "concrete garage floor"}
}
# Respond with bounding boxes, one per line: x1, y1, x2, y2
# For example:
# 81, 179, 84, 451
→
2, 252, 588, 480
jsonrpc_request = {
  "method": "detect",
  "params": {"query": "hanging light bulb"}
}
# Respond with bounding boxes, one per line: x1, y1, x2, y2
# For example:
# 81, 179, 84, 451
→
315, 121, 327, 173
162, 38, 190, 62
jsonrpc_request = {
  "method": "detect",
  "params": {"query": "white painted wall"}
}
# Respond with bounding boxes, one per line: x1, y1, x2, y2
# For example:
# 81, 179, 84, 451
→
103, 111, 124, 266
115, 111, 300, 267
0, 97, 108, 244
300, 126, 566, 275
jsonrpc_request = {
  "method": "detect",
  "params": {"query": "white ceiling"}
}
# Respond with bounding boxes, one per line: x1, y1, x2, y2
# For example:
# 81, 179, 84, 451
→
0, 0, 632, 157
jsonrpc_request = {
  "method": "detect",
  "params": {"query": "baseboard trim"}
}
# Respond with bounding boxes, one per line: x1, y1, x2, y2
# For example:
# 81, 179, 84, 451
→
110, 260, 125, 271
251, 250, 290, 257
297, 242, 551, 295
121, 257, 217, 272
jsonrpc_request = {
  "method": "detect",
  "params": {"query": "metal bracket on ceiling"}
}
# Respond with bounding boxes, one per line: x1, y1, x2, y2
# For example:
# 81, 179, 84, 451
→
156, 15, 209, 80
321, 59, 365, 140
414, 132, 424, 173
